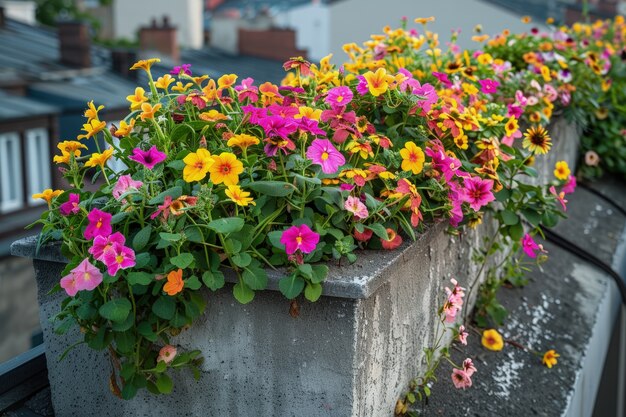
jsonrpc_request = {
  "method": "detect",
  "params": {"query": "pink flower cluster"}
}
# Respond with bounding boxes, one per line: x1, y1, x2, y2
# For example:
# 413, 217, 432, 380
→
443, 278, 465, 323
452, 358, 477, 389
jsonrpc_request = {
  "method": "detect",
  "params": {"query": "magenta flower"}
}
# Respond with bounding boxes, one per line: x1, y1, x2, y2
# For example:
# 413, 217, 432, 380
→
60, 258, 103, 296
257, 115, 298, 140
562, 175, 577, 194
170, 64, 192, 76
521, 233, 541, 258
235, 78, 259, 103
451, 368, 473, 389
478, 78, 500, 94
89, 232, 126, 261
84, 208, 112, 240
59, 193, 80, 216
413, 82, 438, 113
356, 75, 368, 95
306, 139, 346, 174
268, 104, 299, 118
296, 117, 326, 136
102, 243, 136, 276
128, 146, 167, 170
550, 185, 568, 211
325, 86, 353, 108
462, 176, 495, 211
241, 105, 268, 124
344, 196, 369, 219
432, 71, 452, 87
279, 224, 320, 255
112, 175, 143, 200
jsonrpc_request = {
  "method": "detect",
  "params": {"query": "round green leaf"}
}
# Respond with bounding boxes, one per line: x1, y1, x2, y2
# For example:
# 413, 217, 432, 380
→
99, 298, 132, 323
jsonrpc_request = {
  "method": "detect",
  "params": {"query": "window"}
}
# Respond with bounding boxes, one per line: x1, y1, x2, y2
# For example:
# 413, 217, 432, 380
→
25, 128, 51, 206
0, 133, 23, 213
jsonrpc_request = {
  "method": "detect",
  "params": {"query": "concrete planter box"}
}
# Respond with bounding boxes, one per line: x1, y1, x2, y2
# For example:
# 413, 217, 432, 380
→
11, 118, 578, 417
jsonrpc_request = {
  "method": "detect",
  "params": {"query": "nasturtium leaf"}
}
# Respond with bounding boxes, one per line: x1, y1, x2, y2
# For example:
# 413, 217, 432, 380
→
202, 270, 225, 291
132, 225, 152, 251
185, 275, 202, 291
99, 298, 132, 323
233, 282, 255, 304
304, 282, 322, 302
279, 274, 305, 299
127, 271, 154, 286
247, 180, 297, 197
297, 264, 313, 280
207, 217, 244, 234
152, 297, 176, 320
170, 253, 195, 269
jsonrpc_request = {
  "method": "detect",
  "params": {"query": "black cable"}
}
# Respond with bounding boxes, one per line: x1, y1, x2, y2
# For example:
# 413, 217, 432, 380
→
541, 226, 626, 306
578, 182, 626, 217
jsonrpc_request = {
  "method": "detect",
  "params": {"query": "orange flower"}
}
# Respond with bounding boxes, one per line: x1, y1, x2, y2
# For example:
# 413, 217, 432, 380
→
126, 87, 148, 110
77, 119, 107, 140
129, 58, 160, 72
217, 74, 238, 89
84, 100, 104, 122
32, 189, 63, 204
199, 110, 228, 122
209, 152, 244, 185
163, 269, 184, 296
140, 102, 162, 121
155, 74, 175, 90
542, 350, 560, 368
113, 119, 136, 138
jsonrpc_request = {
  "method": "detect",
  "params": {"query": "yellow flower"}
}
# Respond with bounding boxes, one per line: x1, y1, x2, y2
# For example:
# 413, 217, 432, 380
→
32, 189, 63, 204
140, 102, 162, 121
521, 15, 531, 23
540, 65, 552, 82
57, 140, 87, 154
399, 141, 425, 174
225, 185, 255, 207
172, 81, 193, 93
227, 134, 260, 150
85, 148, 114, 169
523, 125, 552, 155
129, 58, 161, 72
542, 349, 560, 368
84, 100, 104, 122
113, 119, 136, 138
414, 17, 435, 24
77, 119, 107, 140
209, 152, 244, 186
198, 110, 228, 122
217, 74, 238, 89
183, 149, 214, 182
505, 117, 519, 138
295, 106, 322, 121
155, 74, 175, 90
126, 87, 148, 110
362, 67, 394, 97
481, 329, 504, 351
553, 161, 570, 180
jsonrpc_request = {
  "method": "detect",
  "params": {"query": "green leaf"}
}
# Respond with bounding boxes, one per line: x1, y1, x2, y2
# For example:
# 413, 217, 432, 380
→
87, 325, 112, 350
170, 253, 195, 269
137, 321, 158, 342
207, 217, 245, 234
232, 252, 252, 268
297, 264, 313, 280
501, 210, 519, 226
155, 373, 173, 394
184, 226, 204, 243
152, 297, 176, 320
185, 275, 202, 291
134, 252, 151, 269
114, 331, 135, 354
121, 381, 138, 400
508, 222, 524, 241
233, 282, 255, 304
494, 188, 511, 202
170, 123, 195, 143
127, 271, 153, 286
133, 225, 152, 251
310, 265, 329, 284
202, 270, 225, 291
159, 232, 182, 242
267, 230, 284, 249
522, 209, 542, 227
279, 274, 305, 299
111, 212, 128, 225
223, 238, 242, 255
304, 282, 322, 302
242, 266, 267, 290
423, 386, 431, 397
149, 186, 182, 205
166, 160, 185, 170
247, 180, 297, 197
542, 211, 559, 228
111, 312, 134, 332
99, 298, 132, 323
367, 223, 389, 240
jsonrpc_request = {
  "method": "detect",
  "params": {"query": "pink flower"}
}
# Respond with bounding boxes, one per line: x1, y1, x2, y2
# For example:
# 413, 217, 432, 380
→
463, 358, 477, 377
157, 345, 177, 364
381, 228, 403, 250
413, 83, 438, 112
257, 115, 298, 140
340, 183, 355, 192
128, 146, 167, 170
170, 64, 191, 76
356, 75, 369, 95
458, 325, 469, 345
433, 71, 452, 87
60, 258, 103, 296
479, 78, 500, 94
521, 233, 542, 258
326, 86, 353, 108
84, 208, 112, 240
59, 193, 80, 216
279, 224, 320, 255
550, 185, 568, 211
353, 228, 373, 242
344, 196, 369, 219
112, 175, 143, 200
562, 175, 577, 194
235, 77, 259, 102
462, 177, 495, 211
451, 368, 473, 389
102, 243, 136, 276
89, 232, 126, 261
306, 139, 346, 174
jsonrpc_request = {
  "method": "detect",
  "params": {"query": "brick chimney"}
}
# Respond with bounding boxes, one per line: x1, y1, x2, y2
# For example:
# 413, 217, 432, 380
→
111, 49, 138, 80
238, 28, 307, 61
58, 21, 91, 68
0, 7, 6, 29
139, 16, 179, 62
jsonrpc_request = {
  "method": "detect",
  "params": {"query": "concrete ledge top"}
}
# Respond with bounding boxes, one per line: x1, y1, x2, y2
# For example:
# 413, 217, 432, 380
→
422, 178, 626, 416
10, 223, 445, 300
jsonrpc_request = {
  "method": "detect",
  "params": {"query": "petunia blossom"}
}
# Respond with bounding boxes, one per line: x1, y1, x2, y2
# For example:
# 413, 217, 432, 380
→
89, 232, 126, 261
279, 224, 320, 255
463, 358, 477, 377
344, 196, 369, 219
306, 139, 346, 174
478, 78, 500, 94
157, 345, 178, 364
462, 176, 495, 211
59, 193, 81, 216
458, 325, 469, 345
84, 208, 112, 240
325, 86, 353, 108
562, 175, 577, 194
112, 175, 143, 200
521, 233, 541, 258
60, 258, 103, 296
128, 146, 167, 170
451, 368, 473, 389
102, 243, 136, 276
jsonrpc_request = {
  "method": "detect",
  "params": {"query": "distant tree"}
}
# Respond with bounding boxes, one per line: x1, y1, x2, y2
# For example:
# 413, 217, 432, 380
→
34, 0, 109, 32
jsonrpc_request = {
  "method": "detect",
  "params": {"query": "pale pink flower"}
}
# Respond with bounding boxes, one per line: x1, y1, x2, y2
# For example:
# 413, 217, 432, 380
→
112, 175, 143, 200
463, 358, 477, 377
60, 258, 103, 296
585, 150, 600, 166
451, 368, 473, 389
157, 345, 177, 364
550, 185, 568, 211
344, 196, 369, 219
458, 325, 469, 345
